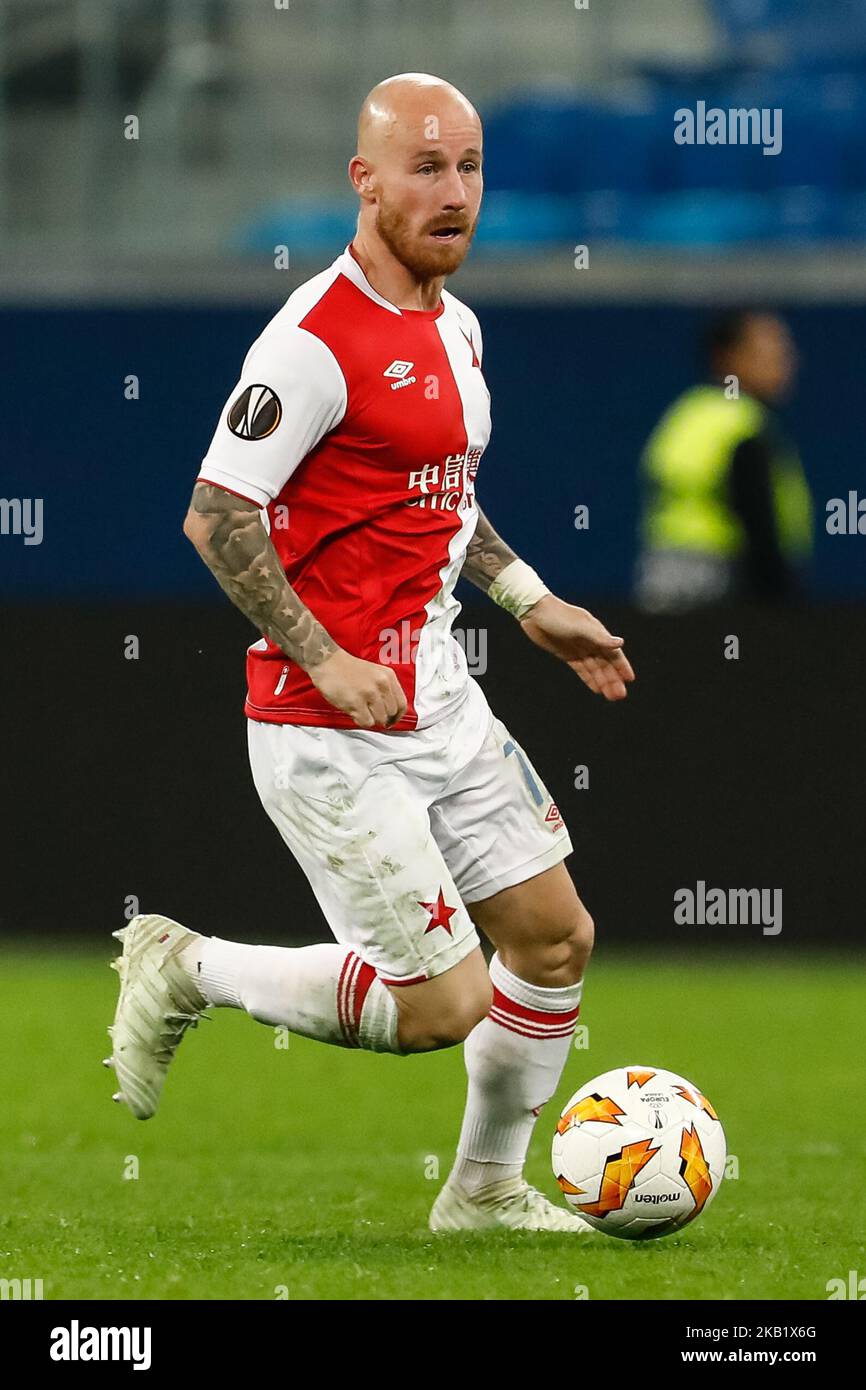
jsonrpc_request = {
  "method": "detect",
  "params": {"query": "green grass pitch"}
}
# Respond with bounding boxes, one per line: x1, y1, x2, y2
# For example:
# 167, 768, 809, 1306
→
2, 944, 863, 1301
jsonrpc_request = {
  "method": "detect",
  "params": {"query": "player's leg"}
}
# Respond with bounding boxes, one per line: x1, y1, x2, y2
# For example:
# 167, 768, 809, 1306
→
454, 862, 592, 1190
177, 930, 490, 1054
208, 715, 494, 1051
107, 907, 489, 1120
106, 713, 497, 1119
472, 860, 593, 989
426, 701, 594, 1231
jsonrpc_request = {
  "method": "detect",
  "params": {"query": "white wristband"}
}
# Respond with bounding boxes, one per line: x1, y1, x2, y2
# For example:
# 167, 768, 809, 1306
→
487, 558, 551, 619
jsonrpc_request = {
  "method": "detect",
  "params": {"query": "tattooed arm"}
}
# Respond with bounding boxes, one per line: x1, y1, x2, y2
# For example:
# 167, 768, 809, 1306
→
184, 483, 337, 667
183, 482, 407, 728
460, 505, 520, 597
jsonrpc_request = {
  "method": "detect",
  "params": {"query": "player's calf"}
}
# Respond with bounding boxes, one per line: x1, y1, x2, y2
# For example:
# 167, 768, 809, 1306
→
389, 948, 492, 1053
538, 904, 594, 985
172, 933, 490, 1058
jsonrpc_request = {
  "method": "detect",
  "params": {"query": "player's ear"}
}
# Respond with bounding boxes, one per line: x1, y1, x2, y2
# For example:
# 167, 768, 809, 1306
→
348, 154, 376, 201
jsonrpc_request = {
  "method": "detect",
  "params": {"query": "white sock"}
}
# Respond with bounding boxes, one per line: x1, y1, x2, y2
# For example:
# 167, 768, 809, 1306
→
177, 935, 402, 1054
451, 951, 582, 1195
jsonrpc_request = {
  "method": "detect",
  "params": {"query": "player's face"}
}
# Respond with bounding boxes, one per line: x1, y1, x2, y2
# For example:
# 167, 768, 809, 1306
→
733, 315, 797, 402
375, 112, 483, 279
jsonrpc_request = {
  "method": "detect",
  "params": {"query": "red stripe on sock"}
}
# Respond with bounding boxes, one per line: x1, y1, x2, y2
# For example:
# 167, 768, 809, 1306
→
336, 952, 360, 1048
343, 954, 359, 1048
489, 1006, 577, 1039
491, 984, 580, 1028
490, 1014, 577, 1041
335, 953, 350, 1045
348, 959, 377, 1045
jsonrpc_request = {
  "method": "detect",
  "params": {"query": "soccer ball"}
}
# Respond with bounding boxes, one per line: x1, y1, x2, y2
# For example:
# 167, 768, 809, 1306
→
551, 1065, 726, 1239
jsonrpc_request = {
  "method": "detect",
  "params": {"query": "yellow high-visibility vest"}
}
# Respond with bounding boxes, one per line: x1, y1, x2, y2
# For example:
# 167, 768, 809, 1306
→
641, 385, 813, 558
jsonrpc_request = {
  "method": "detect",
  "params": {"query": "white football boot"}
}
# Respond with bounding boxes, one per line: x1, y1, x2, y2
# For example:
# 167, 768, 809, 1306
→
104, 914, 210, 1119
429, 1175, 598, 1234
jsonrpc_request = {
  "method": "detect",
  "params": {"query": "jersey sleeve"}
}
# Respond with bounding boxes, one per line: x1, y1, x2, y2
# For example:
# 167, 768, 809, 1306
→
464, 306, 484, 367
197, 323, 347, 507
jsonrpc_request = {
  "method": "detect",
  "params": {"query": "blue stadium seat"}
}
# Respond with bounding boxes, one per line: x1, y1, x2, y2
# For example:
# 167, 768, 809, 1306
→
721, 76, 856, 192
472, 191, 579, 248
770, 187, 839, 243
482, 98, 576, 193
483, 96, 661, 198
230, 200, 356, 257
708, 0, 866, 70
833, 192, 866, 238
549, 100, 661, 196
231, 73, 866, 255
649, 74, 866, 201
632, 189, 774, 246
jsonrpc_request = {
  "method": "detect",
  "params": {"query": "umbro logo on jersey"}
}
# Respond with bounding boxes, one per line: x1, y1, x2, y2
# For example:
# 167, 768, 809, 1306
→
227, 384, 282, 440
383, 359, 417, 390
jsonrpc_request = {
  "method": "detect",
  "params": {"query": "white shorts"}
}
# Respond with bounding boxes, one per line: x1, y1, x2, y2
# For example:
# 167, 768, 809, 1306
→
247, 677, 573, 985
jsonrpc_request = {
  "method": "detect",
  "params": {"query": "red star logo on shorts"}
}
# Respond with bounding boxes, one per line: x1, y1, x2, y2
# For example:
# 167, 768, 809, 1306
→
419, 887, 457, 936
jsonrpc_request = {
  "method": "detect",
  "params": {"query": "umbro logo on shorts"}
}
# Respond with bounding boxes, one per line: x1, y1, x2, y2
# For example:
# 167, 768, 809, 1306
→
545, 803, 564, 832
227, 384, 282, 440
383, 360, 417, 391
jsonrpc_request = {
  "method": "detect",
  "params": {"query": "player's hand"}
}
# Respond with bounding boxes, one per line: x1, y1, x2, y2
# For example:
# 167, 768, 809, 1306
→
307, 649, 408, 729
519, 595, 635, 701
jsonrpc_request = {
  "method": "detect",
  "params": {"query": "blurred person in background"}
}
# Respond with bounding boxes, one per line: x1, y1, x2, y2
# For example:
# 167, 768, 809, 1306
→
634, 309, 813, 613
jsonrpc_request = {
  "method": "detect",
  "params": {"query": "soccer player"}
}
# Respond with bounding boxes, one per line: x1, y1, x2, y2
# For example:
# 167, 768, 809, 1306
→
106, 73, 635, 1233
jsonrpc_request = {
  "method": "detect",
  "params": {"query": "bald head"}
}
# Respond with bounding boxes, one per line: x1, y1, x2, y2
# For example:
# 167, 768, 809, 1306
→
358, 72, 480, 159
350, 72, 483, 282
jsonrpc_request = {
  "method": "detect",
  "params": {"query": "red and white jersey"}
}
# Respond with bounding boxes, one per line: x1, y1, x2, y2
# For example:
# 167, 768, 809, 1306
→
197, 242, 491, 731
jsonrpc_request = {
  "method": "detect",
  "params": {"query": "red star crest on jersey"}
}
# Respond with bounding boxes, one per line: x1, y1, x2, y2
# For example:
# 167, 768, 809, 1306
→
419, 887, 458, 936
